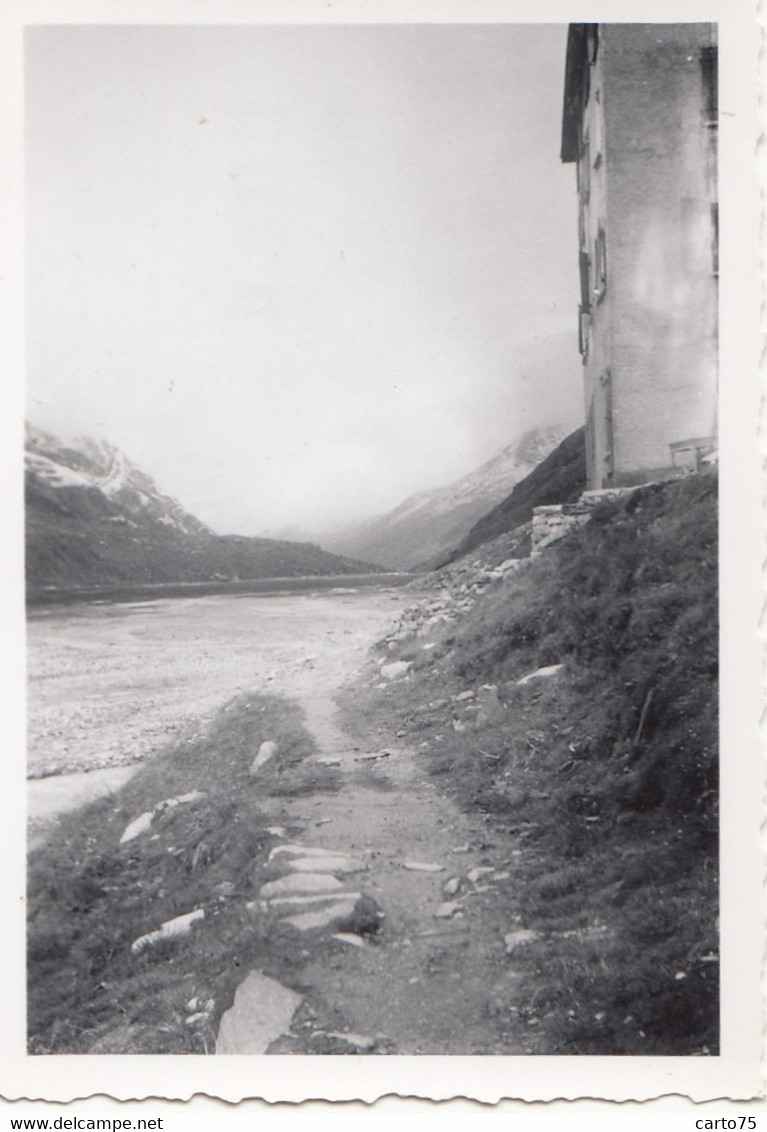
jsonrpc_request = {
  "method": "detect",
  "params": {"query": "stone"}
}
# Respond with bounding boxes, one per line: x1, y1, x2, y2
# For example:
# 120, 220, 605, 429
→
317, 757, 341, 767
326, 1031, 376, 1050
403, 861, 445, 873
380, 661, 411, 681
476, 685, 506, 727
215, 970, 301, 1054
269, 844, 340, 860
266, 826, 287, 837
443, 877, 461, 897
249, 739, 278, 778
467, 866, 495, 885
159, 790, 207, 811
268, 892, 362, 914
434, 901, 463, 919
285, 856, 367, 875
281, 898, 359, 933
120, 811, 154, 844
259, 873, 346, 900
516, 664, 564, 686
354, 751, 390, 762
332, 932, 365, 948
504, 929, 540, 955
131, 908, 205, 954
453, 689, 475, 703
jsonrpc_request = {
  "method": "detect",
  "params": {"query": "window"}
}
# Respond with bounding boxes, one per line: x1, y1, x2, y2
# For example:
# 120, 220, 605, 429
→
700, 45, 717, 128
594, 228, 607, 300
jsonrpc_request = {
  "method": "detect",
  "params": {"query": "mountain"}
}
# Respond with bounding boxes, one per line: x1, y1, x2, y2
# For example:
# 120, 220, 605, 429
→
322, 426, 569, 571
434, 426, 587, 568
25, 425, 380, 594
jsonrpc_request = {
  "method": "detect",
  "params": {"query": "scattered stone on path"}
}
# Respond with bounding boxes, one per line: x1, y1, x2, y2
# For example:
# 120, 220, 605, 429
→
380, 661, 411, 681
249, 739, 278, 778
516, 664, 564, 686
315, 818, 333, 827
267, 892, 362, 914
266, 826, 287, 837
450, 843, 471, 854
120, 791, 209, 844
215, 970, 301, 1055
434, 901, 464, 919
443, 877, 461, 897
403, 860, 445, 873
120, 811, 154, 844
504, 929, 540, 955
354, 751, 390, 762
259, 873, 346, 900
325, 1031, 376, 1051
159, 790, 207, 811
286, 855, 366, 875
317, 757, 341, 767
281, 898, 359, 933
452, 689, 475, 703
269, 843, 340, 860
333, 932, 365, 948
467, 866, 495, 885
131, 908, 205, 954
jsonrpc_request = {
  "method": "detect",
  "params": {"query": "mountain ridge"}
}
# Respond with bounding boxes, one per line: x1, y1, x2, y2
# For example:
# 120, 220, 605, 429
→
321, 425, 569, 570
25, 425, 381, 594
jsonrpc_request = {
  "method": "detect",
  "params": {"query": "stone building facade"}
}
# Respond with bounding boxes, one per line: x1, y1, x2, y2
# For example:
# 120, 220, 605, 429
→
561, 24, 718, 490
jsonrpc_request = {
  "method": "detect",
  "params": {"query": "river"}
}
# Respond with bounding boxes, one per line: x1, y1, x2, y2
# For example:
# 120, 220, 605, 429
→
27, 586, 412, 841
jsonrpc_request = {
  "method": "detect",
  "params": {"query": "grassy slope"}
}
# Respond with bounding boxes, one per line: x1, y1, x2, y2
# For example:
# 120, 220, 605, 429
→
345, 472, 718, 1054
27, 695, 342, 1054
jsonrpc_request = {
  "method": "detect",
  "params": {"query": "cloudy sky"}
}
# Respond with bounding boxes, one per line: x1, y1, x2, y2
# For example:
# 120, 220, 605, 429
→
26, 23, 582, 536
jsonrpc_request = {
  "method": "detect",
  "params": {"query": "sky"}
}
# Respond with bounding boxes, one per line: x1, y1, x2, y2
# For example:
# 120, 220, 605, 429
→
26, 23, 583, 536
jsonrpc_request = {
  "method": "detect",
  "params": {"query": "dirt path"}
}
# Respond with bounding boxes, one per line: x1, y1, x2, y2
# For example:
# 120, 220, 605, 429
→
262, 689, 533, 1055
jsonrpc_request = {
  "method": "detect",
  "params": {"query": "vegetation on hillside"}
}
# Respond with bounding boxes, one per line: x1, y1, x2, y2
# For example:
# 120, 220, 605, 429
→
27, 695, 339, 1054
345, 472, 718, 1053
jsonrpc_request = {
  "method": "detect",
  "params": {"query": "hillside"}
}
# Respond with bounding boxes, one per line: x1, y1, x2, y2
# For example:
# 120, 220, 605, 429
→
25, 425, 379, 595
323, 426, 568, 571
434, 426, 586, 568
342, 472, 719, 1054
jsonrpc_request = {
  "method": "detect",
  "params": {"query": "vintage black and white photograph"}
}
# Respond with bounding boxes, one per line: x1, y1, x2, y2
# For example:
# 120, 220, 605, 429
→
16, 2, 760, 1097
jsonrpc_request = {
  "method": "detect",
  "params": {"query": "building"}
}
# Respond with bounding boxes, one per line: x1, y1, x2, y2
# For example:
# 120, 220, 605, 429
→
561, 24, 718, 490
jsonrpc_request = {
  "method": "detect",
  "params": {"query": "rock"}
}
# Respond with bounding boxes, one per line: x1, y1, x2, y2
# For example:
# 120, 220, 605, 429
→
120, 811, 154, 844
516, 664, 564, 686
159, 790, 207, 811
403, 861, 445, 873
434, 901, 463, 919
286, 856, 367, 875
268, 892, 362, 914
443, 877, 461, 897
184, 1012, 210, 1027
354, 751, 390, 762
326, 1031, 376, 1050
504, 929, 540, 955
249, 739, 278, 778
131, 908, 205, 954
380, 661, 411, 681
281, 898, 360, 933
467, 866, 495, 885
338, 893, 384, 936
317, 757, 341, 767
269, 844, 341, 860
453, 689, 475, 703
266, 826, 287, 837
332, 932, 365, 948
259, 873, 346, 899
476, 685, 506, 727
215, 970, 301, 1054
450, 843, 471, 854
